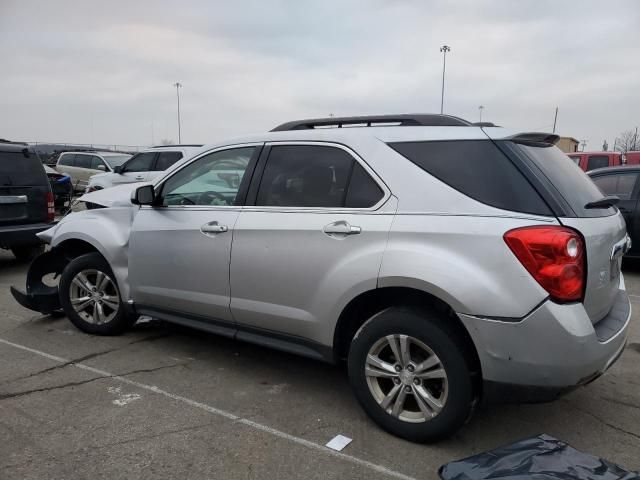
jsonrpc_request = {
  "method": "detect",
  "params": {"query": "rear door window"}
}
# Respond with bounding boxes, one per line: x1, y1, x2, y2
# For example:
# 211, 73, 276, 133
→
256, 145, 353, 208
345, 162, 384, 208
568, 156, 581, 166
389, 140, 552, 215
154, 151, 183, 171
75, 154, 92, 169
587, 155, 610, 171
0, 150, 49, 186
592, 173, 639, 200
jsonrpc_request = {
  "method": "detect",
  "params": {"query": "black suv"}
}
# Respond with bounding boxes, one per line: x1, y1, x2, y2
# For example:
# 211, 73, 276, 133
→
0, 143, 55, 260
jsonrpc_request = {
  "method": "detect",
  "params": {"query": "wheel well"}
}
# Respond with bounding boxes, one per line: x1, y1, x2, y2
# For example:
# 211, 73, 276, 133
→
56, 239, 100, 261
333, 287, 482, 378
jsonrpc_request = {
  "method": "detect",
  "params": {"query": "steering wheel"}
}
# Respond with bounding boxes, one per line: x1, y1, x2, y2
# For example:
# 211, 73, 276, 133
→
196, 191, 229, 205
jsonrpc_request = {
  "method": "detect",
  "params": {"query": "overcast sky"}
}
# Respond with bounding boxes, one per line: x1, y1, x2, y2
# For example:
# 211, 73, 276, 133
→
1, 0, 639, 150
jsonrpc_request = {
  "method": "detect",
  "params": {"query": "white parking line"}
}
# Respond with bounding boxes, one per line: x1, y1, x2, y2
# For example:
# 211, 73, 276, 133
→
0, 337, 418, 480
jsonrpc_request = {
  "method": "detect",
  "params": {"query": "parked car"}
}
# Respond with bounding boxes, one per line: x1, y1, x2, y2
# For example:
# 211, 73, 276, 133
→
56, 151, 131, 192
43, 165, 73, 211
85, 145, 203, 193
568, 151, 625, 171
12, 114, 631, 442
625, 151, 640, 165
0, 143, 55, 260
588, 165, 640, 257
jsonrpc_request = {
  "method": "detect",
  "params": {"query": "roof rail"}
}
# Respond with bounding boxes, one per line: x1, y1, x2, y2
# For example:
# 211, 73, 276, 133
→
270, 114, 472, 132
472, 122, 498, 127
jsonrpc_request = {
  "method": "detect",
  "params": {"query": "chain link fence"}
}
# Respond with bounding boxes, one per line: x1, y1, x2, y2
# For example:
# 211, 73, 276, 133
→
24, 142, 150, 164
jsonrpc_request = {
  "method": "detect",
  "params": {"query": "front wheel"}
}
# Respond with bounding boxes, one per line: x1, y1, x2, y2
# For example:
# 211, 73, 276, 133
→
347, 306, 474, 442
58, 253, 135, 335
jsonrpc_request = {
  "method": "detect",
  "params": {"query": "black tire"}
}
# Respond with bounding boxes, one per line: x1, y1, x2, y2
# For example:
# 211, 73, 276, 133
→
58, 252, 135, 335
347, 306, 474, 442
11, 244, 45, 261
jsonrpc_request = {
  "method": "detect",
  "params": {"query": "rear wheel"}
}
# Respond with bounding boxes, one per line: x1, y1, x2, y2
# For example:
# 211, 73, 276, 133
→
347, 306, 474, 442
58, 253, 135, 335
11, 244, 45, 261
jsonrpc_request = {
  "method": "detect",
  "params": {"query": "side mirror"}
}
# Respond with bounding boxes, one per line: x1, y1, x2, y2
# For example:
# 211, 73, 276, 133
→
114, 165, 123, 174
131, 184, 155, 205
97, 164, 106, 171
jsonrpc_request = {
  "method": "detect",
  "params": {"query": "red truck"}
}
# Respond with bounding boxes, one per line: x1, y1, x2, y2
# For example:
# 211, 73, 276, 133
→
567, 152, 625, 171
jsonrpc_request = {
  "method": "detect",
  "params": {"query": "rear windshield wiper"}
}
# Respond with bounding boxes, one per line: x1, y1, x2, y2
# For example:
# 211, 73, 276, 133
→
585, 196, 620, 209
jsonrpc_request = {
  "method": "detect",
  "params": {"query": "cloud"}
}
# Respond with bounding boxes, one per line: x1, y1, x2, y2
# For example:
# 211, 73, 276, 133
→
0, 0, 638, 150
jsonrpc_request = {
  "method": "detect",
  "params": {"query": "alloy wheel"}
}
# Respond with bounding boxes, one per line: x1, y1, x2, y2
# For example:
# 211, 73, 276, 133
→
68, 269, 120, 324
365, 334, 448, 423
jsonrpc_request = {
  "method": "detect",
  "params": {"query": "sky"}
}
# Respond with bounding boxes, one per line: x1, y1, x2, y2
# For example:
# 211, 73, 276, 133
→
1, 0, 639, 150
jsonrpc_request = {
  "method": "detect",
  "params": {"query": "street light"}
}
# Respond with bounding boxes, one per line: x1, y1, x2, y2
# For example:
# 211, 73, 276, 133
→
439, 45, 451, 114
173, 82, 182, 143
478, 105, 484, 123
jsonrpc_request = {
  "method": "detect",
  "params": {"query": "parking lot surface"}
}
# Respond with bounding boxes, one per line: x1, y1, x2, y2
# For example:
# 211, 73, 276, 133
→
1, 249, 640, 479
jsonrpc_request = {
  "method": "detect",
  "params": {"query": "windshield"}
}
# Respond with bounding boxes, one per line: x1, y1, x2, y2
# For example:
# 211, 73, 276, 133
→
104, 155, 131, 168
517, 144, 615, 217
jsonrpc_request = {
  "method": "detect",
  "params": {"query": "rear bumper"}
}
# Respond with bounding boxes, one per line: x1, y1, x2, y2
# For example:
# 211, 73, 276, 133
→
459, 279, 631, 403
0, 223, 53, 248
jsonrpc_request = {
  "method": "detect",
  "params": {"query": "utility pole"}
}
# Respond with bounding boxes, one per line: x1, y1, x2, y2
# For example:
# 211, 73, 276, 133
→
634, 126, 638, 151
552, 107, 558, 133
580, 139, 587, 152
439, 45, 450, 114
173, 82, 182, 143
478, 105, 484, 123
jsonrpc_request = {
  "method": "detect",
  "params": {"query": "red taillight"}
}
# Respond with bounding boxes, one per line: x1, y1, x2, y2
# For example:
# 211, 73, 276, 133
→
504, 226, 585, 302
46, 191, 55, 222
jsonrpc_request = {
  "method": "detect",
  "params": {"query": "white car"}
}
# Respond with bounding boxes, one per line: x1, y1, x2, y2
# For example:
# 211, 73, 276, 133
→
85, 145, 203, 192
56, 151, 132, 193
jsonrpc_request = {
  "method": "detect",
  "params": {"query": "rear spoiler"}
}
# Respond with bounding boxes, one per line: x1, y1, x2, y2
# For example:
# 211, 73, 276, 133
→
507, 133, 560, 147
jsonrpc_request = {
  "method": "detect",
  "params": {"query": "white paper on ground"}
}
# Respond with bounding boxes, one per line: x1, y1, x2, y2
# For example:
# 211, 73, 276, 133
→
325, 434, 352, 451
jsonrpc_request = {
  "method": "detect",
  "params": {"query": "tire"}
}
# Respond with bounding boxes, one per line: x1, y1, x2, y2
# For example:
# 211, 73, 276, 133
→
58, 252, 135, 335
11, 244, 45, 261
347, 306, 474, 442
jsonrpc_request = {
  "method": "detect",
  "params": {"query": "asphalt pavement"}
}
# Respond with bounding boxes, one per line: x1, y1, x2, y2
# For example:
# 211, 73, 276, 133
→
1, 249, 640, 479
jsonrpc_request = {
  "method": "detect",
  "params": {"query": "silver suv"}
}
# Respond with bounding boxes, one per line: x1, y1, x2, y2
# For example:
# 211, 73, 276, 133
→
11, 114, 631, 442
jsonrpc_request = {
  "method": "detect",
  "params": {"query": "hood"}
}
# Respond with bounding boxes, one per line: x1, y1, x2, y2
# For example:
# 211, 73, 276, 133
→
78, 182, 144, 207
88, 172, 112, 181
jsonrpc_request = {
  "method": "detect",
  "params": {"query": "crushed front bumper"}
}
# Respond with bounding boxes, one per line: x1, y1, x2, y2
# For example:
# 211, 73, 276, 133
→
459, 283, 631, 403
10, 250, 68, 314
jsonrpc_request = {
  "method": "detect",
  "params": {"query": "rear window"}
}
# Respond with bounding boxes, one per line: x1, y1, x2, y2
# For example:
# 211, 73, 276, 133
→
0, 150, 48, 186
517, 144, 614, 217
388, 140, 552, 216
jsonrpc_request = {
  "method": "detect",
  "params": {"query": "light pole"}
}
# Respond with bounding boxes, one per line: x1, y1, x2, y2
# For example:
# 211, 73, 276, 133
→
478, 105, 484, 123
439, 45, 450, 114
173, 82, 182, 143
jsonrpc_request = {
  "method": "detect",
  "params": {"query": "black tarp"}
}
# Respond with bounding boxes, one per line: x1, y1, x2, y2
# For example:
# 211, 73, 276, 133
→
439, 434, 640, 480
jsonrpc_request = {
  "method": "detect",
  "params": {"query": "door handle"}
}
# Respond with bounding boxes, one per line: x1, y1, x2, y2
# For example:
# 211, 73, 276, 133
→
201, 222, 228, 235
323, 220, 361, 236
135, 176, 145, 181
